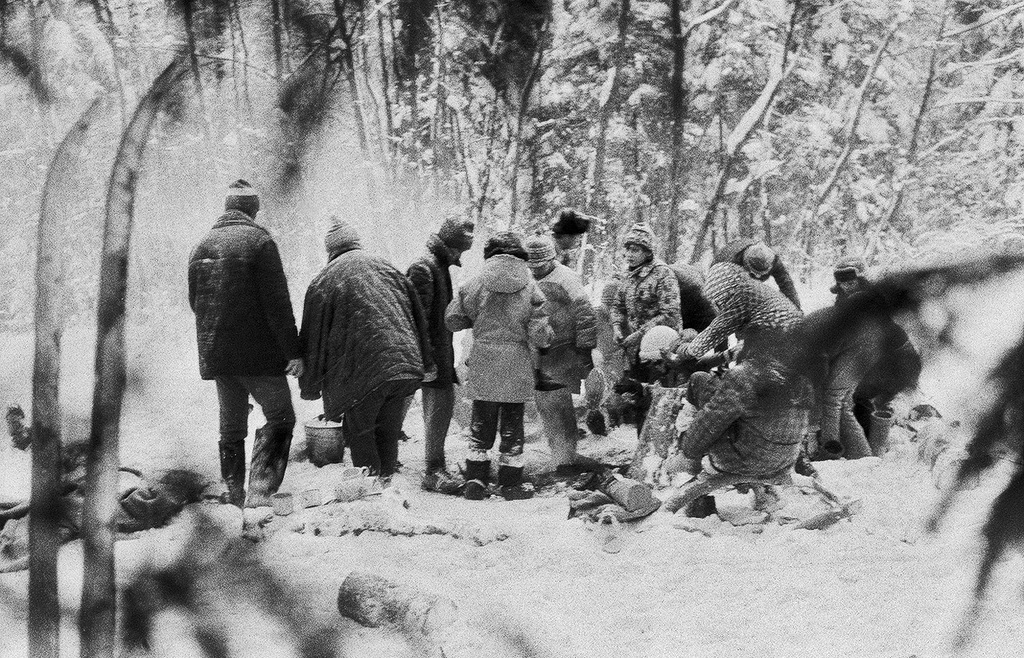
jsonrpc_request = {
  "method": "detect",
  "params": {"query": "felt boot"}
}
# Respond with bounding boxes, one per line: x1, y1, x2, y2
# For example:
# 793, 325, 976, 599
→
463, 459, 490, 500
497, 464, 535, 501
246, 425, 293, 508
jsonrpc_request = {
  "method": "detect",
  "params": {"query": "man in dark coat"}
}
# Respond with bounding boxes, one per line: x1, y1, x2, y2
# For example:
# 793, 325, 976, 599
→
298, 218, 433, 478
188, 180, 304, 508
714, 239, 801, 309
407, 214, 475, 493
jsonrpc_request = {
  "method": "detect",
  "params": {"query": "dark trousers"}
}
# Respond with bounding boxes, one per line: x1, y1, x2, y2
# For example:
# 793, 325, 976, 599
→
422, 385, 455, 473
468, 401, 525, 457
215, 375, 296, 445
344, 378, 420, 476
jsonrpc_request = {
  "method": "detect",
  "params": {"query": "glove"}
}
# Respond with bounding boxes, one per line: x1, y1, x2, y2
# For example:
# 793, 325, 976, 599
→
422, 366, 438, 383
621, 331, 642, 351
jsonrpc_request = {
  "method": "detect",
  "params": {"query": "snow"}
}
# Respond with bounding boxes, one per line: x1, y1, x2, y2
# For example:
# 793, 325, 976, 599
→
3, 317, 1024, 657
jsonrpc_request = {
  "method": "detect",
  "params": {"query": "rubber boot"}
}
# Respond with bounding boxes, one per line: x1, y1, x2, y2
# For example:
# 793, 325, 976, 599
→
246, 425, 293, 508
497, 464, 535, 501
463, 459, 490, 500
218, 440, 247, 508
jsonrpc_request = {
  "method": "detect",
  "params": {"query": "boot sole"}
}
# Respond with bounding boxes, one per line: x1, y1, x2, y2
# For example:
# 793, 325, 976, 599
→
464, 480, 487, 500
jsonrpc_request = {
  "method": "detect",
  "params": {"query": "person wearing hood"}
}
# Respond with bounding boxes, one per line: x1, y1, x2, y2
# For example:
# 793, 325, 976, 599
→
407, 214, 475, 494
714, 239, 801, 309
445, 232, 552, 500
188, 180, 304, 508
298, 217, 433, 478
525, 234, 599, 473
611, 223, 681, 383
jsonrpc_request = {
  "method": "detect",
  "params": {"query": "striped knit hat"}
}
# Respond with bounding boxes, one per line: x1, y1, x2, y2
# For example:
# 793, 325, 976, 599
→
525, 234, 557, 264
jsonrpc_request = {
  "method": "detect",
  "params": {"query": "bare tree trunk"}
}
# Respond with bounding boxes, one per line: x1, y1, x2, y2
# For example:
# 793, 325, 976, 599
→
30, 98, 101, 658
508, 18, 549, 223
666, 0, 687, 262
377, 10, 396, 165
336, 1, 379, 206
586, 0, 630, 216
271, 0, 284, 80
80, 61, 187, 658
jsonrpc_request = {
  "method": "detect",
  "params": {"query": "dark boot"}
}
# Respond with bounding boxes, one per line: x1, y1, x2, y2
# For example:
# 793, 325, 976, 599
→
219, 440, 246, 508
497, 464, 534, 501
463, 459, 490, 500
246, 425, 293, 508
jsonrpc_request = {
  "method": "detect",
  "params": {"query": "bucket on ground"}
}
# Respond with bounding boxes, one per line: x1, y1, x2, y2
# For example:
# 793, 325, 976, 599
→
305, 415, 345, 467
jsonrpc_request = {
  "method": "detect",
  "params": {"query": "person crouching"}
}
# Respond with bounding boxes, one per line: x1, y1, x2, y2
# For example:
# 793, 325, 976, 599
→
445, 232, 552, 500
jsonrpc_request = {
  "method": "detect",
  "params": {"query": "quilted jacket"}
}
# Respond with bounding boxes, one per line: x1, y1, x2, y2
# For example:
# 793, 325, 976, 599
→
298, 246, 432, 420
612, 257, 681, 350
407, 234, 459, 387
188, 210, 301, 379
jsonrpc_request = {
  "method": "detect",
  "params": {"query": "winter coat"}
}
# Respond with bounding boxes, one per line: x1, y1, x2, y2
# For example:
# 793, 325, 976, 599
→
188, 210, 301, 379
684, 361, 813, 477
684, 263, 802, 359
446, 254, 552, 403
856, 322, 921, 402
298, 246, 432, 421
612, 257, 681, 348
714, 238, 801, 310
819, 289, 894, 391
407, 234, 459, 387
535, 262, 598, 393
669, 263, 716, 332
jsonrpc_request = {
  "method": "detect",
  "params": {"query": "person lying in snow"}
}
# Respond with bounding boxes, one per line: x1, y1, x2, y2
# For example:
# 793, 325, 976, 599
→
680, 344, 815, 511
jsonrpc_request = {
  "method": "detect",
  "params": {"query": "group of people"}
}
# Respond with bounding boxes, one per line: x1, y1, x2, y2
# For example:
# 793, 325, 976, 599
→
189, 179, 920, 509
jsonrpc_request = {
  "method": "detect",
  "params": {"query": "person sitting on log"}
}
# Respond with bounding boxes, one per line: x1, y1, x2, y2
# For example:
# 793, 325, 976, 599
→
713, 239, 802, 310
681, 340, 815, 511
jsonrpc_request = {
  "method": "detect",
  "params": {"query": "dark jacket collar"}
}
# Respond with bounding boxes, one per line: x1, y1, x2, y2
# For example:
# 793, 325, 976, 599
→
427, 234, 458, 267
214, 209, 267, 233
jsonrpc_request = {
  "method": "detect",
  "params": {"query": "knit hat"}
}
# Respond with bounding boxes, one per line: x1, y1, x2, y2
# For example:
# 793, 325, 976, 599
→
830, 255, 868, 293
742, 243, 775, 279
324, 216, 362, 255
525, 234, 557, 264
225, 179, 259, 216
623, 223, 656, 253
639, 326, 679, 363
483, 232, 528, 261
438, 215, 475, 251
552, 209, 592, 236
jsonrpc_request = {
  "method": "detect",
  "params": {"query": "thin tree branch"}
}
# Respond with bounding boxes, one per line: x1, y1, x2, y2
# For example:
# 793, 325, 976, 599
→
942, 1, 1024, 38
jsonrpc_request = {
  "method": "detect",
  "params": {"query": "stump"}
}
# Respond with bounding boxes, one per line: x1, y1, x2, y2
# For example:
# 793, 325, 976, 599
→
627, 385, 695, 487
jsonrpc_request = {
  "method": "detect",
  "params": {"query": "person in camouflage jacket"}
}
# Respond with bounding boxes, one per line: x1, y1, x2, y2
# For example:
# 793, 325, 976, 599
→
675, 262, 802, 364
612, 223, 681, 380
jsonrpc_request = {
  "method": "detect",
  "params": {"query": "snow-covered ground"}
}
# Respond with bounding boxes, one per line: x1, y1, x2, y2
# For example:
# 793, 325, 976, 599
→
3, 268, 1024, 657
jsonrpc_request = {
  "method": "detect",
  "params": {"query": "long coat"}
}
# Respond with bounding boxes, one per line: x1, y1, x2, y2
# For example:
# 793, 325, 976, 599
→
445, 254, 552, 403
188, 210, 301, 379
298, 246, 432, 421
535, 262, 598, 393
407, 234, 459, 387
684, 362, 813, 477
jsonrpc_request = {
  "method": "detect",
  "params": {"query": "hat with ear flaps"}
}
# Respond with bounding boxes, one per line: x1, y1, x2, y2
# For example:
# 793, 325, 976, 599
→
742, 243, 776, 279
483, 232, 528, 261
830, 255, 868, 293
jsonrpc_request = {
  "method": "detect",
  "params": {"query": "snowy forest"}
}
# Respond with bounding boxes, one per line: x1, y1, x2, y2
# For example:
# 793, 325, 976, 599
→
4, 0, 1024, 657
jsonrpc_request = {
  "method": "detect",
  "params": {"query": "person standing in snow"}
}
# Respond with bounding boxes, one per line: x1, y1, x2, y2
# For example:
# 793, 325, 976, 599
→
445, 232, 552, 500
525, 234, 599, 473
188, 180, 304, 508
406, 214, 476, 494
298, 218, 433, 478
713, 239, 802, 310
612, 223, 682, 383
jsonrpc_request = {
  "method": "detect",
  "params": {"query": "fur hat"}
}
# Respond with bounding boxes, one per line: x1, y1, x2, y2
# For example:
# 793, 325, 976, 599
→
742, 243, 775, 279
324, 216, 362, 255
552, 209, 591, 236
623, 223, 656, 253
483, 232, 528, 261
525, 234, 557, 264
438, 215, 475, 251
225, 179, 259, 216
